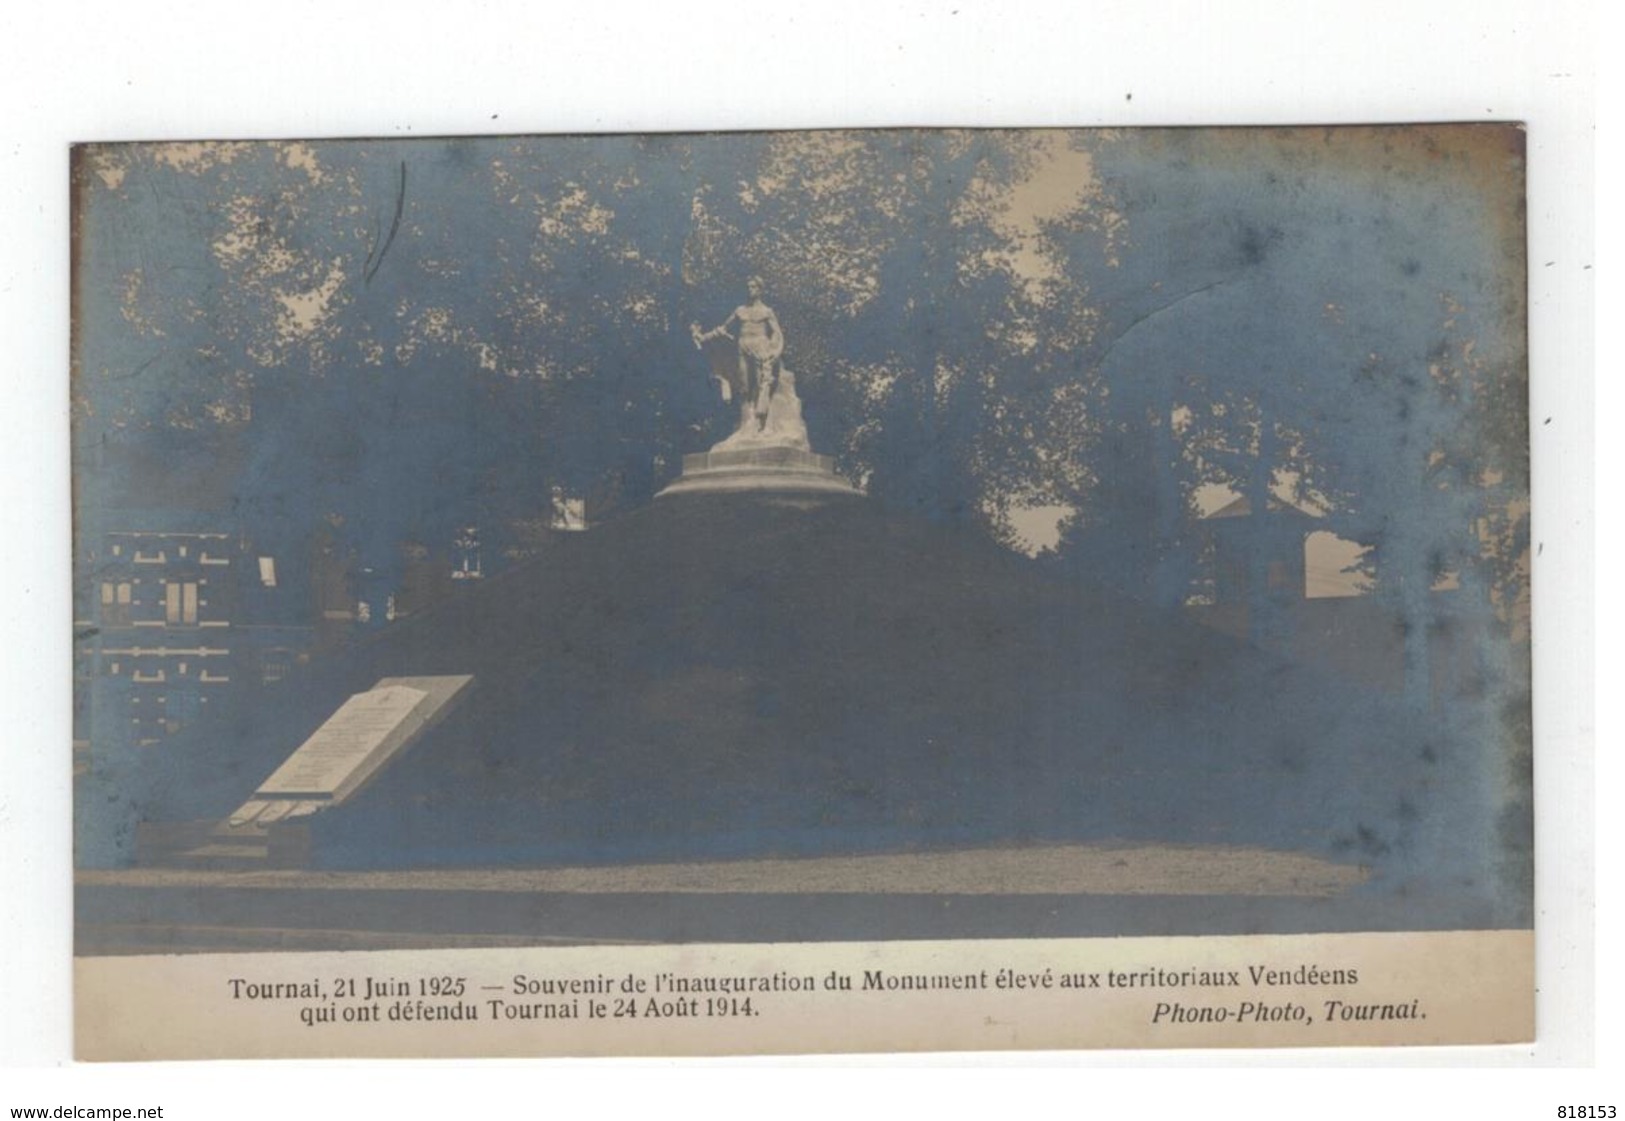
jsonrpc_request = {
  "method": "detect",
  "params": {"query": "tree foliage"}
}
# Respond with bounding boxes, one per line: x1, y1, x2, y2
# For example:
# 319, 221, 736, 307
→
72, 127, 1529, 653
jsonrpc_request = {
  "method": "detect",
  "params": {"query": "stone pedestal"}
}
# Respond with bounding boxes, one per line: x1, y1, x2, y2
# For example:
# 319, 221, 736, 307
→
657, 445, 862, 498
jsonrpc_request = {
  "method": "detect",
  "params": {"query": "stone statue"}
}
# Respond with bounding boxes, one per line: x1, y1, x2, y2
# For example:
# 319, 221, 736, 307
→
690, 276, 810, 452
659, 279, 858, 498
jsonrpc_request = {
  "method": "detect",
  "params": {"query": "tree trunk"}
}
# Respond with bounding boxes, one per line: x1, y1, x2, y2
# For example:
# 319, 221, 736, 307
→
1245, 413, 1278, 645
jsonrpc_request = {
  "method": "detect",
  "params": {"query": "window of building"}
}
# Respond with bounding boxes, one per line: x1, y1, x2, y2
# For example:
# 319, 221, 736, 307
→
101, 582, 133, 626
164, 581, 200, 624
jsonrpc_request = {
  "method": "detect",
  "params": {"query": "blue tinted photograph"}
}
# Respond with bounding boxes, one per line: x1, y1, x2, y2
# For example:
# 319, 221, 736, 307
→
70, 126, 1531, 954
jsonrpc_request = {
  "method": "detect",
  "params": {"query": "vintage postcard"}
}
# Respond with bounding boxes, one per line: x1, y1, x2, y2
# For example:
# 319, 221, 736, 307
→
70, 125, 1532, 1059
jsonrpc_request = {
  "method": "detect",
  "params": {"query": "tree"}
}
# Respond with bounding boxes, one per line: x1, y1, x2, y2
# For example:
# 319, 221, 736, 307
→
1035, 126, 1529, 663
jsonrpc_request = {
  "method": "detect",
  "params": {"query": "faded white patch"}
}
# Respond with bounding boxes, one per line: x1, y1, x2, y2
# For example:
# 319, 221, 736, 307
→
85, 148, 129, 190
275, 259, 346, 342
150, 141, 252, 174
1007, 503, 1074, 557
119, 271, 164, 337
213, 195, 296, 274
1304, 530, 1375, 599
537, 186, 614, 239
278, 142, 326, 184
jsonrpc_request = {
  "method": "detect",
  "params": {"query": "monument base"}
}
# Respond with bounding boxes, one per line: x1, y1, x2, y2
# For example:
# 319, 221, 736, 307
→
656, 445, 862, 498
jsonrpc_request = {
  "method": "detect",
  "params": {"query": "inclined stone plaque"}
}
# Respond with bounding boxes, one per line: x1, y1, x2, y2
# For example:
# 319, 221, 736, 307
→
257, 684, 427, 800
246, 675, 472, 812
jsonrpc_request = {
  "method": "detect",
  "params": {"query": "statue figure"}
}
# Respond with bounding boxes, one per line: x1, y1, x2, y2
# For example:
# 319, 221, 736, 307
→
690, 276, 809, 452
659, 278, 857, 498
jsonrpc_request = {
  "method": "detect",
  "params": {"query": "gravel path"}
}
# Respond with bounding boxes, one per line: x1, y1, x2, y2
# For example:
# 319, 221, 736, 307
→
80, 843, 1368, 898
